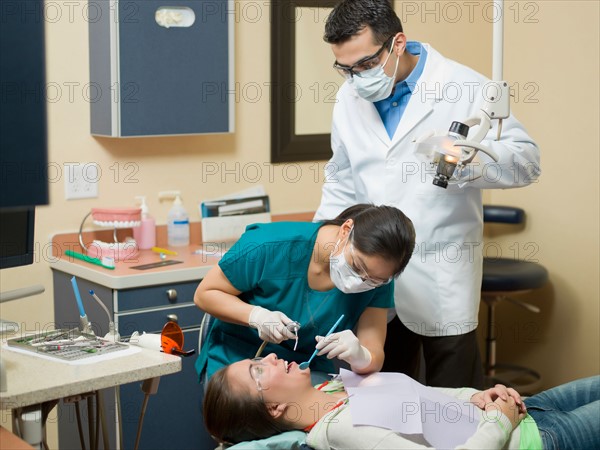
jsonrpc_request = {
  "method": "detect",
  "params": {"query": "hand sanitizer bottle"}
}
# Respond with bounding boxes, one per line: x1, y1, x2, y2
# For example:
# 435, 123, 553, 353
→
133, 196, 156, 250
166, 193, 190, 247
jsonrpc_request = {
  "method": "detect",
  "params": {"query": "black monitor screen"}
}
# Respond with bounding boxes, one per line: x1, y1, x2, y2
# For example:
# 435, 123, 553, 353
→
0, 207, 35, 269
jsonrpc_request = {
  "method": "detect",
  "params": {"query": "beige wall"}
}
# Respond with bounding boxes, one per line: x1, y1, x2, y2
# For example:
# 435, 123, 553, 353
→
1, 0, 598, 442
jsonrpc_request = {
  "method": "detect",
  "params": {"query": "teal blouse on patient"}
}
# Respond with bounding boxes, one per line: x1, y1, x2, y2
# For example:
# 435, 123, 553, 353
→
195, 221, 394, 381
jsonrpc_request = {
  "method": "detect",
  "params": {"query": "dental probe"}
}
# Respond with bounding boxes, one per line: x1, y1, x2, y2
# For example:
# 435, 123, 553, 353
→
254, 321, 301, 357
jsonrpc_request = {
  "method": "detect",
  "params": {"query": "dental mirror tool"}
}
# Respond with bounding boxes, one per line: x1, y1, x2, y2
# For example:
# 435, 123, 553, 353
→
299, 314, 344, 370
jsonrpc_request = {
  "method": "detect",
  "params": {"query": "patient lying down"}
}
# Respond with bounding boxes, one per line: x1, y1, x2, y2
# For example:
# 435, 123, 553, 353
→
203, 353, 599, 449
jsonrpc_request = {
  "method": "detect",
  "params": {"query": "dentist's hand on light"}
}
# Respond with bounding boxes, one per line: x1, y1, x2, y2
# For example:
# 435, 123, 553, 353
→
415, 118, 500, 188
315, 329, 372, 370
248, 306, 297, 344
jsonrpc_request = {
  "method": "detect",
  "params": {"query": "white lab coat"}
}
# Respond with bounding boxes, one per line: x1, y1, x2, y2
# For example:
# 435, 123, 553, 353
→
314, 43, 540, 336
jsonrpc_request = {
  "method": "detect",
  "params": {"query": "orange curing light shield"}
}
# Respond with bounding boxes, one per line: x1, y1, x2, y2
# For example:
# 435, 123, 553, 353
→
160, 321, 195, 357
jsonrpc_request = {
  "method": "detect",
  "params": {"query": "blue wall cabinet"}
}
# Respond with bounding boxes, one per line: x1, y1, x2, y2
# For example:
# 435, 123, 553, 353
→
89, 0, 234, 137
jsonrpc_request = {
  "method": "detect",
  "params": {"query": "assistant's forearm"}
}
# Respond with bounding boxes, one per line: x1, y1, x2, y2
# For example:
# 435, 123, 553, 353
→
352, 343, 384, 374
194, 288, 252, 326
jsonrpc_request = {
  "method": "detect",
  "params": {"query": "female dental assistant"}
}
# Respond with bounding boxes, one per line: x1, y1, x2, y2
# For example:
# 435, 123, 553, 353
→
194, 204, 415, 381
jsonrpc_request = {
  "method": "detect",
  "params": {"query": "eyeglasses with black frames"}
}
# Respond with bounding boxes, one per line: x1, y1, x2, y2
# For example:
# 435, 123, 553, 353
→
333, 35, 395, 79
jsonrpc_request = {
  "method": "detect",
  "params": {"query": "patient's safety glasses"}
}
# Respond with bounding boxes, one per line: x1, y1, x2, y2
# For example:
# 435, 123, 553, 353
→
249, 357, 269, 397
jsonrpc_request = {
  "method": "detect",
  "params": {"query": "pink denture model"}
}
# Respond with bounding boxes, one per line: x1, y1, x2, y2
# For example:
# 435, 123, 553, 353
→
80, 208, 142, 261
91, 207, 142, 228
87, 238, 139, 262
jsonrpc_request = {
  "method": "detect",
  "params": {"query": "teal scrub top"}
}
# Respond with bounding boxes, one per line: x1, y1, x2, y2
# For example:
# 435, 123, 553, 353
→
195, 221, 395, 381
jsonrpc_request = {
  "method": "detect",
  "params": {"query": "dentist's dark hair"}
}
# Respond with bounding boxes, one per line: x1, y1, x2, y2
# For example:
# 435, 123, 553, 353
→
324, 0, 403, 45
203, 366, 295, 445
321, 203, 415, 276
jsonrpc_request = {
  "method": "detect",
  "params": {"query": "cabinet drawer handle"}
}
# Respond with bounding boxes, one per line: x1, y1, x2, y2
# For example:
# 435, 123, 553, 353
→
166, 289, 177, 302
166, 314, 179, 323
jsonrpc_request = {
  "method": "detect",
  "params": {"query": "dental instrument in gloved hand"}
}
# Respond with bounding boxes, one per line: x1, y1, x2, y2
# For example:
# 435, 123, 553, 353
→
248, 306, 297, 344
288, 321, 300, 351
315, 328, 372, 371
255, 321, 301, 357
299, 314, 344, 370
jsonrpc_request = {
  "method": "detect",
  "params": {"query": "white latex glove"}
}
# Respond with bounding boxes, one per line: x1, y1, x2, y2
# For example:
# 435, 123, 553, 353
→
248, 306, 297, 344
315, 329, 372, 370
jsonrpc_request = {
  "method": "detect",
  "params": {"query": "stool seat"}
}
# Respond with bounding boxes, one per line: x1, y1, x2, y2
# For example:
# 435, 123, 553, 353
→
482, 258, 548, 292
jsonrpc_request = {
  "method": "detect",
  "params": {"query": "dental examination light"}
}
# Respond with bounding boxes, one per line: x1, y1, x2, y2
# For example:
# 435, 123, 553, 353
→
415, 0, 508, 188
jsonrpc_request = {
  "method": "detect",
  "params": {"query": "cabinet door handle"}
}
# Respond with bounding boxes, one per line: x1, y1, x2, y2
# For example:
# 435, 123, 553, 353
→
166, 314, 179, 323
166, 289, 178, 302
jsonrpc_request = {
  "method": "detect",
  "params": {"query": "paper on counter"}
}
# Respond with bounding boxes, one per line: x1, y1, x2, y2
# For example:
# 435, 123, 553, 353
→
200, 186, 271, 244
203, 186, 267, 202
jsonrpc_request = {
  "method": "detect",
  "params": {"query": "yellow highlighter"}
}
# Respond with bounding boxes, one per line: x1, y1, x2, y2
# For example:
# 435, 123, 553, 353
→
151, 246, 178, 256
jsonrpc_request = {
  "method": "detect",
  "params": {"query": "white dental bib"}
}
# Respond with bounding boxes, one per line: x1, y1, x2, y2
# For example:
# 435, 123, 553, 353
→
339, 369, 481, 448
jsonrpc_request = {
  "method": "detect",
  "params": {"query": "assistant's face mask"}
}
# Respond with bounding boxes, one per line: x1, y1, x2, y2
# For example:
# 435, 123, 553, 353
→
329, 230, 375, 294
348, 39, 400, 103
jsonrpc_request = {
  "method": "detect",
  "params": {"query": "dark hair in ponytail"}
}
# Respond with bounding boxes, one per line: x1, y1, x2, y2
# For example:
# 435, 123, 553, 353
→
321, 204, 415, 275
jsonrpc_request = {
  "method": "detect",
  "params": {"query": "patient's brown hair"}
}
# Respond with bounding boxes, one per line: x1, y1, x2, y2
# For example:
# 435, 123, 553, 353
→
203, 365, 295, 444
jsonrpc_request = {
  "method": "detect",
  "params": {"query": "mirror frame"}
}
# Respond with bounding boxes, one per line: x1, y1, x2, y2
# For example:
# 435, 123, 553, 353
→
271, 0, 338, 163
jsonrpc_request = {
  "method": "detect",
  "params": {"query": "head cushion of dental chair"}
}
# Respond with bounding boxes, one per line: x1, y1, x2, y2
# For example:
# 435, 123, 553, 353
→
225, 430, 307, 449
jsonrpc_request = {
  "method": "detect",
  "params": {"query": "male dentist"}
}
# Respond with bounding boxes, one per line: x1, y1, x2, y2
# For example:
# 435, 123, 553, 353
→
314, 0, 540, 388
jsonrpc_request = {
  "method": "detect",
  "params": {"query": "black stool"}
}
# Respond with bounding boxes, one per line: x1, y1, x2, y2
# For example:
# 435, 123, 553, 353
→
482, 206, 548, 394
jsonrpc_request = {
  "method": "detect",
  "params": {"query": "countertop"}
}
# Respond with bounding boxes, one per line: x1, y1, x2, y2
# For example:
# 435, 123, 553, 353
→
0, 343, 181, 410
50, 213, 313, 289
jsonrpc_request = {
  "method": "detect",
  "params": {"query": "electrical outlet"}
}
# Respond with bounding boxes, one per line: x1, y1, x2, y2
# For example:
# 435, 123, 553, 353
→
65, 163, 99, 200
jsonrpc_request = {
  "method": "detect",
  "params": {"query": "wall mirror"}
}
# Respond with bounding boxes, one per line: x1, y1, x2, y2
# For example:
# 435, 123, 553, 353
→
271, 0, 341, 163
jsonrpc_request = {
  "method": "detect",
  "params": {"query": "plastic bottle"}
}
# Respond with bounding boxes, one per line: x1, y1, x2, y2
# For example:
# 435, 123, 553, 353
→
133, 196, 156, 250
166, 193, 190, 247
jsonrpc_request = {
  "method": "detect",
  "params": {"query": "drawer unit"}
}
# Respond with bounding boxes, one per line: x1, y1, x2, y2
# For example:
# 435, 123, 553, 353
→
117, 280, 198, 312
116, 303, 204, 337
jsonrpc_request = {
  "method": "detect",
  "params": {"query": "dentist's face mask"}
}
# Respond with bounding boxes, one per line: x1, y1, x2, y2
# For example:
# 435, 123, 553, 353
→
330, 228, 376, 294
347, 38, 400, 102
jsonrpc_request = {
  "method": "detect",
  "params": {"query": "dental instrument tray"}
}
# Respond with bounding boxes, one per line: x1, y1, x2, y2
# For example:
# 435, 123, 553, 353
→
6, 328, 129, 362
